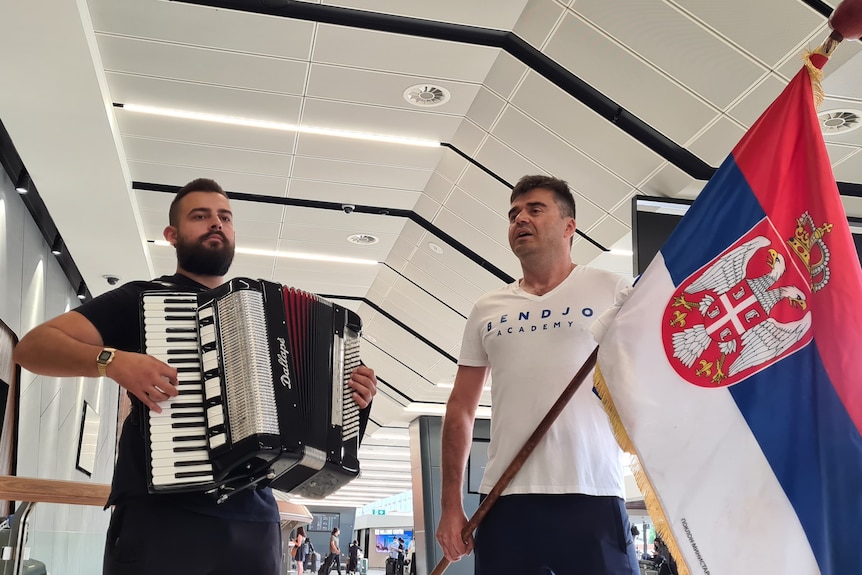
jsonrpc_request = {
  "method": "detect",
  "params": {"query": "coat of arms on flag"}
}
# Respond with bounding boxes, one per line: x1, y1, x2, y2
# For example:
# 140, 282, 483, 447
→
663, 217, 826, 387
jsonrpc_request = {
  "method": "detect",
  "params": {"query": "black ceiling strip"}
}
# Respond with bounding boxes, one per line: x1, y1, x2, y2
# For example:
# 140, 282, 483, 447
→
321, 294, 458, 363
375, 376, 413, 405
0, 120, 91, 301
800, 0, 834, 18
381, 263, 467, 320
135, 180, 516, 283
441, 143, 610, 251
441, 142, 514, 189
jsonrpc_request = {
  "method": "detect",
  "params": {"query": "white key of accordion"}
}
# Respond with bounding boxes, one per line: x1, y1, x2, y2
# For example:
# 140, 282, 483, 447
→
151, 438, 208, 451
209, 434, 226, 449
142, 316, 198, 325
149, 415, 205, 427
198, 306, 214, 321
143, 301, 197, 310
152, 474, 214, 487
177, 372, 203, 384
145, 342, 200, 353
151, 452, 211, 467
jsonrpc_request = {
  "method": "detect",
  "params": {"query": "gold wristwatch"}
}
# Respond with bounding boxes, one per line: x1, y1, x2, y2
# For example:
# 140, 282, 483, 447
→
96, 347, 117, 377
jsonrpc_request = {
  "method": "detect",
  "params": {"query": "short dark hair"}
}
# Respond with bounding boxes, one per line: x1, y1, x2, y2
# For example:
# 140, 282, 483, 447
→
510, 175, 576, 220
168, 178, 229, 226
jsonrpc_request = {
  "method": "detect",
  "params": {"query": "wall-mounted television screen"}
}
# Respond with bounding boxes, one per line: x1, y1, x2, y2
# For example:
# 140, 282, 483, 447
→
632, 196, 862, 277
375, 530, 413, 554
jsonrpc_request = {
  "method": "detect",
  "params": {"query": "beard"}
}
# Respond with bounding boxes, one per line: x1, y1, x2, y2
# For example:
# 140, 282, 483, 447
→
175, 233, 235, 276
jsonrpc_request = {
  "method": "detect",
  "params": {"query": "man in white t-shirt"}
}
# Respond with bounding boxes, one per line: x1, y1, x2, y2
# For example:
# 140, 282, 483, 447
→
435, 175, 639, 575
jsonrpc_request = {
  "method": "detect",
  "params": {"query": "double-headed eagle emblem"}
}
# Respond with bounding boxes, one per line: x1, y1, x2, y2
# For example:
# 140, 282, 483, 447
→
667, 235, 812, 386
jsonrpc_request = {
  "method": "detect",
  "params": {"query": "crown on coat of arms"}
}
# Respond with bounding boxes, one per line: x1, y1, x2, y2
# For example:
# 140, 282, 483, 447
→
787, 212, 832, 292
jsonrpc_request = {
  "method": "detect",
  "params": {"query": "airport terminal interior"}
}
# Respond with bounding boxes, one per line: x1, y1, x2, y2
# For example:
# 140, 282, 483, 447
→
1, 0, 861, 574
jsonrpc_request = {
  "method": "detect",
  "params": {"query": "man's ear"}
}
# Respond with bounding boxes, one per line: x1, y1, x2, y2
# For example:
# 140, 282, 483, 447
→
565, 217, 577, 239
163, 225, 178, 245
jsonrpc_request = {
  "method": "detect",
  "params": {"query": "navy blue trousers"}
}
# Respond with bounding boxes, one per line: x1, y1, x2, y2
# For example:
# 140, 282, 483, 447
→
474, 494, 639, 575
102, 500, 281, 575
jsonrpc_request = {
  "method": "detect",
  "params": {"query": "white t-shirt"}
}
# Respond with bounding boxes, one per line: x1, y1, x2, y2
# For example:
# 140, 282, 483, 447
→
459, 265, 630, 497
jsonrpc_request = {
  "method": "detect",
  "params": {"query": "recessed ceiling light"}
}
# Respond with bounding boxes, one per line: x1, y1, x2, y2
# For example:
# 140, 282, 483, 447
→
818, 109, 862, 134
403, 84, 451, 107
428, 242, 444, 254
347, 233, 379, 245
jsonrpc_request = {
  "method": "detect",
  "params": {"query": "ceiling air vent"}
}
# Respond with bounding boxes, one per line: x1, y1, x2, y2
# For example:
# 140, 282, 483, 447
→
403, 84, 451, 107
347, 233, 379, 245
818, 109, 862, 135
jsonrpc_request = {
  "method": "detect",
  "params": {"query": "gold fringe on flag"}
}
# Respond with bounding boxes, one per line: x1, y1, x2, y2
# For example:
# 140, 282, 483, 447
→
802, 48, 826, 108
593, 365, 691, 575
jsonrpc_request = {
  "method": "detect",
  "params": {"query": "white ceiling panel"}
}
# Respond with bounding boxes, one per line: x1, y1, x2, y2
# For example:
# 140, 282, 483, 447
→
127, 161, 289, 196
449, 120, 489, 159
512, 0, 565, 48
443, 187, 509, 238
544, 14, 717, 144
384, 282, 466, 349
424, 172, 455, 203
511, 71, 665, 186
105, 73, 304, 123
435, 149, 470, 183
826, 144, 859, 167
413, 194, 442, 221
96, 34, 309, 95
456, 165, 511, 212
116, 110, 298, 155
688, 116, 746, 166
820, 41, 862, 99
474, 137, 542, 187
832, 149, 862, 183
640, 162, 697, 198
313, 24, 500, 81
727, 74, 788, 128
300, 98, 463, 142
432, 208, 521, 277
574, 0, 766, 109
295, 132, 444, 169
288, 179, 421, 209
291, 156, 432, 190
492, 106, 632, 210
89, 0, 316, 59
123, 137, 293, 177
465, 87, 507, 131
483, 51, 529, 100
307, 64, 481, 116
410, 240, 504, 297
674, 0, 824, 67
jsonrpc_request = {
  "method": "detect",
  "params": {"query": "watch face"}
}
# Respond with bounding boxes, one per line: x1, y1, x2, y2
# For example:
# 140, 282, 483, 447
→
98, 350, 113, 362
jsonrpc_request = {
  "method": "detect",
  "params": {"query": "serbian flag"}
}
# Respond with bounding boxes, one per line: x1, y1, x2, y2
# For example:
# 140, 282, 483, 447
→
594, 50, 862, 575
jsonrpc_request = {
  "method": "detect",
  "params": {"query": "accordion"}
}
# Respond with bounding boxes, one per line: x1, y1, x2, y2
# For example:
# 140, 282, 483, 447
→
140, 278, 362, 501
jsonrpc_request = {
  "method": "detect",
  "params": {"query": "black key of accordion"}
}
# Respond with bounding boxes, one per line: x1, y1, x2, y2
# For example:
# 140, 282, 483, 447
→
166, 358, 200, 365
171, 412, 203, 419
164, 315, 197, 321
175, 470, 213, 479
172, 421, 204, 429
177, 389, 199, 396
176, 367, 200, 373
169, 403, 203, 410
175, 459, 210, 467
173, 435, 207, 442
165, 327, 197, 333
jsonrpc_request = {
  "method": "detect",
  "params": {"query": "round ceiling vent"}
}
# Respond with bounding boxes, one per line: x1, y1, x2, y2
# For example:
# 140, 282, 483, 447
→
403, 84, 451, 107
347, 233, 379, 245
818, 109, 862, 135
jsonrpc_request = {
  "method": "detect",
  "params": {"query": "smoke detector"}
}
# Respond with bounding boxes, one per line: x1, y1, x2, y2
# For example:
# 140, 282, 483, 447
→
403, 84, 451, 107
347, 233, 379, 245
818, 109, 862, 135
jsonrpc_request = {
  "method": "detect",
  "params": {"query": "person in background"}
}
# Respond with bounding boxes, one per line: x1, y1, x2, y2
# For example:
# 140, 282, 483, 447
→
295, 526, 307, 575
13, 178, 378, 575
347, 540, 360, 574
323, 527, 342, 575
435, 175, 639, 575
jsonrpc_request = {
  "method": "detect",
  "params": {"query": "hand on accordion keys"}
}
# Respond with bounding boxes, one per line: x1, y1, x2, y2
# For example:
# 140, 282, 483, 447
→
347, 364, 377, 409
104, 350, 179, 413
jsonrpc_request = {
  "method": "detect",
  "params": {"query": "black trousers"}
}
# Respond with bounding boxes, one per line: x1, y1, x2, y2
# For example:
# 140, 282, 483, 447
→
103, 500, 281, 575
474, 494, 639, 575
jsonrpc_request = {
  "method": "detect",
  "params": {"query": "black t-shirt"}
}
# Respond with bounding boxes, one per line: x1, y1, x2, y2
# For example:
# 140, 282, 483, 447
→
78, 272, 374, 521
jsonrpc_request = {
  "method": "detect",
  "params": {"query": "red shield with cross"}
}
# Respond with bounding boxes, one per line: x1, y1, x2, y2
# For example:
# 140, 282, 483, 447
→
661, 220, 812, 388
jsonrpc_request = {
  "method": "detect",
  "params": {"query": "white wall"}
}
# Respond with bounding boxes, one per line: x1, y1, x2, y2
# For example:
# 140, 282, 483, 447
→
1, 168, 119, 574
